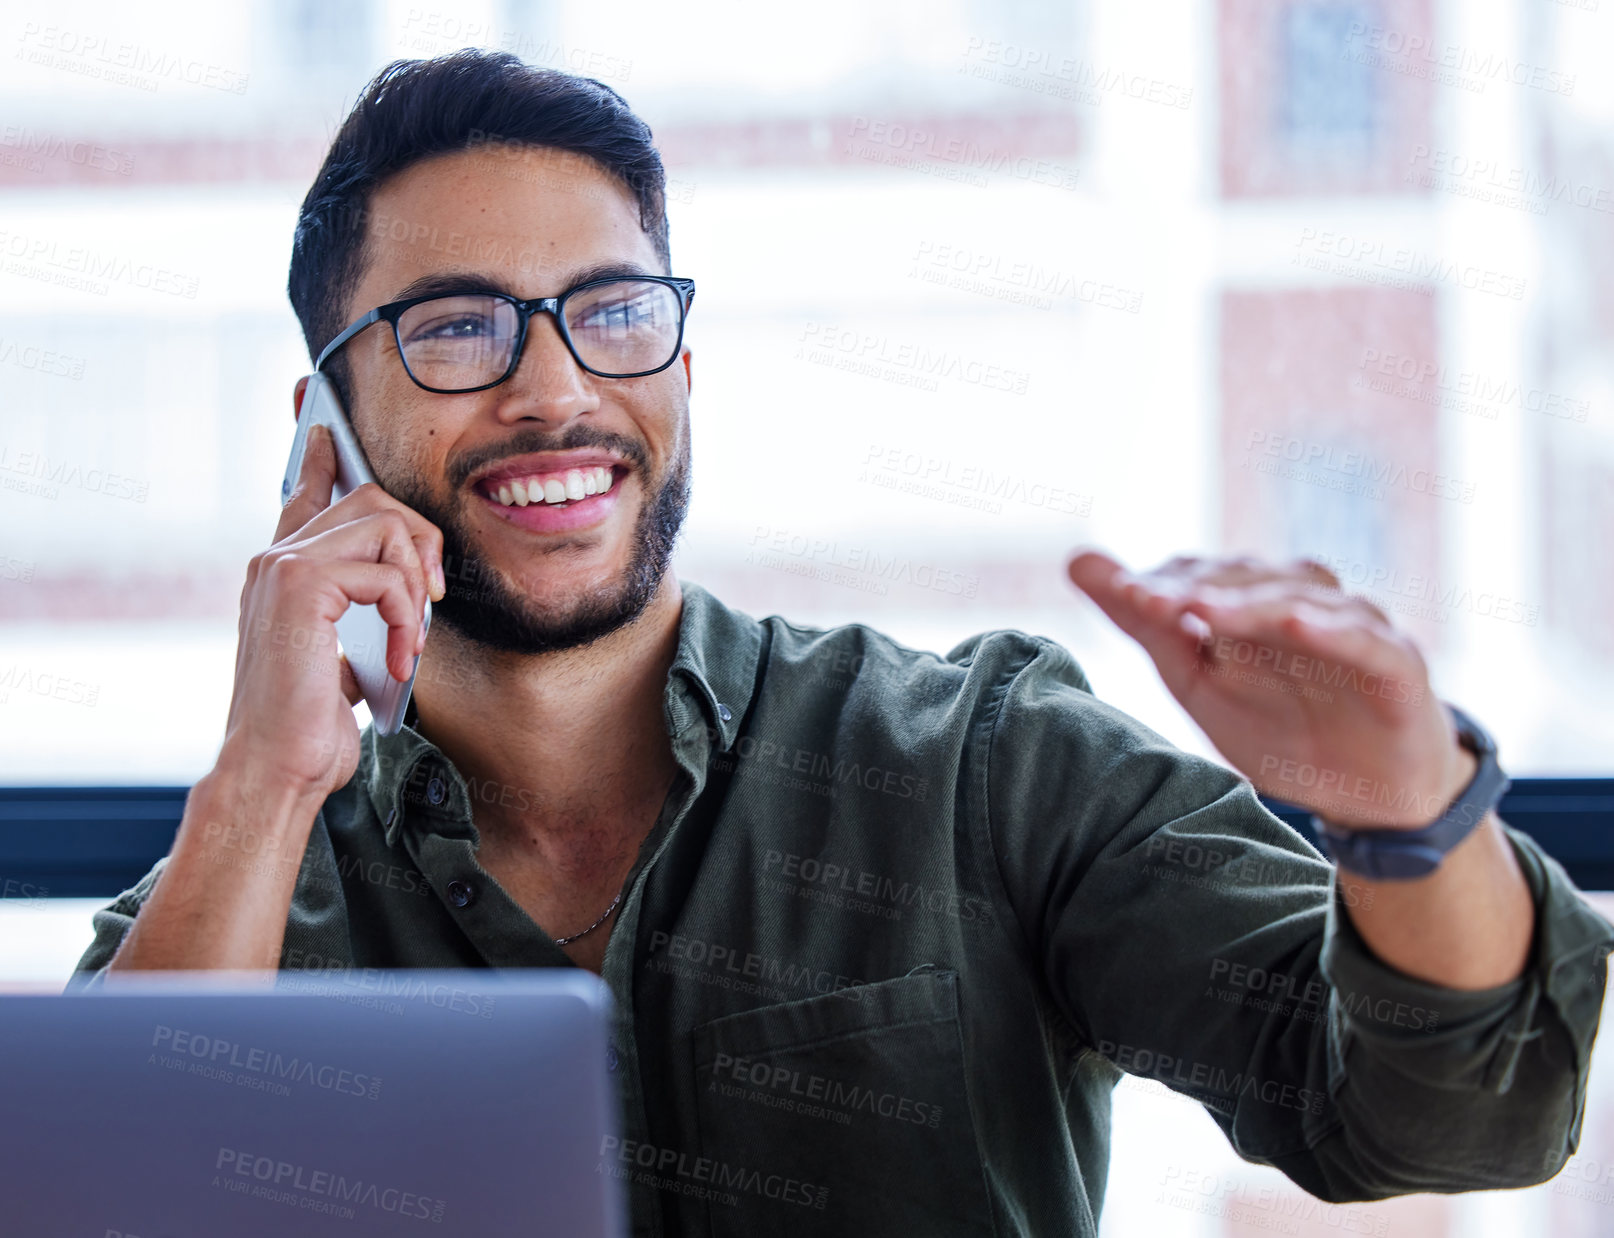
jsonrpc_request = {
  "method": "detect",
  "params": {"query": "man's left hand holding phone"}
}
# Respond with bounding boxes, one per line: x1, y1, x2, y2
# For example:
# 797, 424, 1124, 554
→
103, 371, 443, 973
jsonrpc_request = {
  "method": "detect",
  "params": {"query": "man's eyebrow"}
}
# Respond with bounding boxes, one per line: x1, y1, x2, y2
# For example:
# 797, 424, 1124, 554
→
388, 261, 659, 304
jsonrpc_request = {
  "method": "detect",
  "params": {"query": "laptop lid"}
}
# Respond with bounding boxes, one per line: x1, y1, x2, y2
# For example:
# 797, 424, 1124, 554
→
0, 970, 626, 1238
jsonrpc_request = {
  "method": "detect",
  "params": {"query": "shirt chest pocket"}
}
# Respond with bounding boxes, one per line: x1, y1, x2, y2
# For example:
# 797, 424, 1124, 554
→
690, 968, 999, 1237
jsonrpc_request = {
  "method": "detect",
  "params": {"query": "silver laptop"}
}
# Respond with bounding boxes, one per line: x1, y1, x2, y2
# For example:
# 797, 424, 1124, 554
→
0, 970, 626, 1237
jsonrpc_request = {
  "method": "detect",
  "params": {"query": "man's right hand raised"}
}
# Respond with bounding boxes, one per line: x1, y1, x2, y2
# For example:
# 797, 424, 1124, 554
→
221, 421, 445, 803
102, 420, 444, 973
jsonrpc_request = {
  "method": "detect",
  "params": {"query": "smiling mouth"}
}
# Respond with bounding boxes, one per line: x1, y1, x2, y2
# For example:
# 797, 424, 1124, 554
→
477, 465, 618, 508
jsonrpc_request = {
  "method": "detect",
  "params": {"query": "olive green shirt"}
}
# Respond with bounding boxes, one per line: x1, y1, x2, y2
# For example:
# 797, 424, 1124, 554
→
73, 580, 1614, 1237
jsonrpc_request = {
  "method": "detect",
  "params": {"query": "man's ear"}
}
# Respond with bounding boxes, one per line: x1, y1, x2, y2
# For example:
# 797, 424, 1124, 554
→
293, 375, 310, 421
681, 347, 693, 397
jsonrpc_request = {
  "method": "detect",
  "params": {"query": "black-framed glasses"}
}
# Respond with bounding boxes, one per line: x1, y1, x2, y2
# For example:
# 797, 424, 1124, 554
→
315, 275, 696, 393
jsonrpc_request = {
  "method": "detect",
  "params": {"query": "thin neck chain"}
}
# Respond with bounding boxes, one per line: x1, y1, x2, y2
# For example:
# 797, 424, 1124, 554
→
553, 888, 623, 946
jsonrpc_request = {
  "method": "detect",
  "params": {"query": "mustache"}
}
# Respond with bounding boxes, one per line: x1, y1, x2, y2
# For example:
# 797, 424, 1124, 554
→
450, 424, 649, 488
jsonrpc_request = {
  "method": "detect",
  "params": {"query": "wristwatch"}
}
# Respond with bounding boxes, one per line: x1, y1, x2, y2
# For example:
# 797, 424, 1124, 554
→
1311, 704, 1510, 881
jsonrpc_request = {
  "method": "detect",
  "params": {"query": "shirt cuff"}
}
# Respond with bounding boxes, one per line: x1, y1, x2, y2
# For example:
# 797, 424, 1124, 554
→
1319, 823, 1614, 1094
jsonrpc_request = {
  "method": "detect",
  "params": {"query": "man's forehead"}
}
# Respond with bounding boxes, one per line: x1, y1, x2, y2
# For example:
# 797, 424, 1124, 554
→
354, 145, 656, 304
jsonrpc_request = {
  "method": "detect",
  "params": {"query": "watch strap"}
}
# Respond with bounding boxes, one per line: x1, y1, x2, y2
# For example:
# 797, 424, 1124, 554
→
1311, 704, 1510, 881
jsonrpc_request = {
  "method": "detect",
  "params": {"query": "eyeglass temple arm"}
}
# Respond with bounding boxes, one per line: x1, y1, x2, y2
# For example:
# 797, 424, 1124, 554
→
314, 308, 384, 372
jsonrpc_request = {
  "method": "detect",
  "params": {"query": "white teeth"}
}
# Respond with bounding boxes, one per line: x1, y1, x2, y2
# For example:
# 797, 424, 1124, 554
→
488, 466, 618, 506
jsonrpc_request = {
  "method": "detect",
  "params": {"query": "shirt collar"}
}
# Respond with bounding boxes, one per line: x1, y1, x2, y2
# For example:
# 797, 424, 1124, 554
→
362, 578, 764, 846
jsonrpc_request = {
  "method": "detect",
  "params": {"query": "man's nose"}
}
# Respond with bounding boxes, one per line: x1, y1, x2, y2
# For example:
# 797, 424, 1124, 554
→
491, 311, 597, 427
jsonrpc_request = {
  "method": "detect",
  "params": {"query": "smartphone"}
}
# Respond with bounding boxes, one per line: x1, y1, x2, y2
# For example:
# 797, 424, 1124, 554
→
280, 371, 431, 736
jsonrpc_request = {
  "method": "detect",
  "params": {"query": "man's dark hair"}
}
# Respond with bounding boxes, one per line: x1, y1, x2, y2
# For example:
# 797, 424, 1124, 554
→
287, 48, 670, 378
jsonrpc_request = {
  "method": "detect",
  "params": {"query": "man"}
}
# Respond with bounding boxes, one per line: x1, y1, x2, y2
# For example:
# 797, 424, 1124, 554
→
73, 48, 1614, 1237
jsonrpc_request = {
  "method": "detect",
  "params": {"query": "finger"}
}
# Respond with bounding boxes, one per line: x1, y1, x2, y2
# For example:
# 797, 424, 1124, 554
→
1067, 549, 1138, 629
288, 557, 423, 683
278, 477, 446, 603
1068, 550, 1203, 680
267, 518, 432, 679
287, 508, 433, 637
274, 423, 337, 545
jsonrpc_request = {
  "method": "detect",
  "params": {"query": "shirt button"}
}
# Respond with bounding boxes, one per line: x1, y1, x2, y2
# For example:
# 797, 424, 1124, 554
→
717, 703, 733, 722
446, 879, 476, 908
427, 776, 446, 805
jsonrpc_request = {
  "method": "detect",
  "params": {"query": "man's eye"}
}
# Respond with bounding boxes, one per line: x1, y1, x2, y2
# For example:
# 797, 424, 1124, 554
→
577, 299, 654, 331
412, 314, 492, 341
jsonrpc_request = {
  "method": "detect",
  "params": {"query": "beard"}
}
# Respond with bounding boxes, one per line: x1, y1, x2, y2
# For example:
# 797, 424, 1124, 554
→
387, 421, 691, 656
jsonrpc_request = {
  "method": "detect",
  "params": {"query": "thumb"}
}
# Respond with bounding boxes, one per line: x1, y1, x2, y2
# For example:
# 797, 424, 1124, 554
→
275, 422, 337, 544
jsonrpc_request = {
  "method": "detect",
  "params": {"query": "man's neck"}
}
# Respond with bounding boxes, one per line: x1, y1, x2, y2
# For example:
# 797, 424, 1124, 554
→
407, 577, 685, 865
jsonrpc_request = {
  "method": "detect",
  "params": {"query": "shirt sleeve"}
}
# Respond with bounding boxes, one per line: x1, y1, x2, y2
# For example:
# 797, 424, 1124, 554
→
63, 856, 169, 990
983, 633, 1614, 1202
